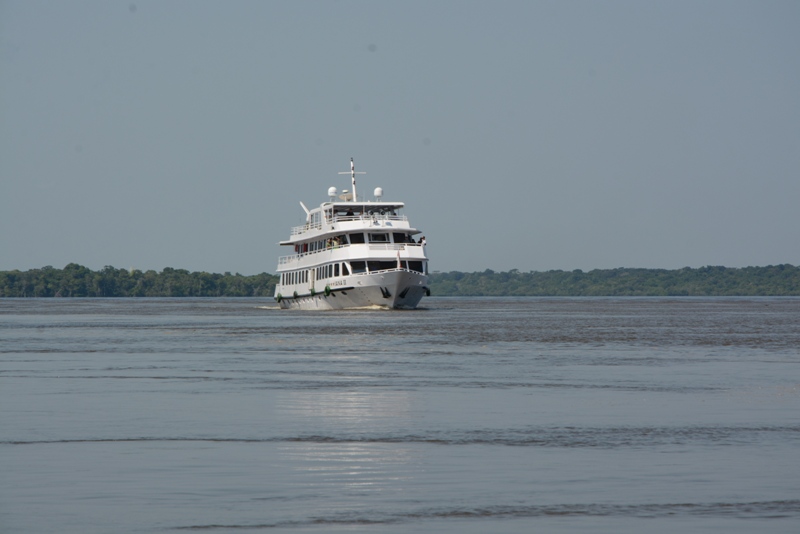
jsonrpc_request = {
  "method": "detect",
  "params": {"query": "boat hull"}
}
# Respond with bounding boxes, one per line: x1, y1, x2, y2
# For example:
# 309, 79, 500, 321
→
276, 269, 428, 310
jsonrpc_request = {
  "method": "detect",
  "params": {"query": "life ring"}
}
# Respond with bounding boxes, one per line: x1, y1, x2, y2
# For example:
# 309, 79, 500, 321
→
324, 285, 331, 297
276, 293, 282, 303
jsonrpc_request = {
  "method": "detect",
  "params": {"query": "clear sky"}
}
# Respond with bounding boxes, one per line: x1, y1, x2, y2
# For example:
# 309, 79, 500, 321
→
2, 0, 798, 274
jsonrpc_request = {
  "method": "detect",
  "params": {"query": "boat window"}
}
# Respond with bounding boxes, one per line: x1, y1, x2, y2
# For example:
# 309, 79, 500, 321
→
368, 233, 389, 243
350, 261, 366, 273
348, 233, 365, 244
334, 263, 339, 277
392, 233, 407, 243
368, 261, 397, 272
408, 261, 424, 273
343, 263, 351, 276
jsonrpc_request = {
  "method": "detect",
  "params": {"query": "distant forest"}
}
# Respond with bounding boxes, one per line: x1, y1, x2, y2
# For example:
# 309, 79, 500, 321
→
430, 265, 800, 296
1, 263, 799, 298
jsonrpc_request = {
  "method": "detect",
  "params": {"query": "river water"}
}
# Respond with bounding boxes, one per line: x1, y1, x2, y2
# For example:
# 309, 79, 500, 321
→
1, 297, 799, 533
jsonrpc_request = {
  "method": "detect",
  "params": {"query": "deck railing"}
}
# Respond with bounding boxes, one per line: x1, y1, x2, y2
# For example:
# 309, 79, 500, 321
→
290, 213, 408, 236
278, 242, 424, 267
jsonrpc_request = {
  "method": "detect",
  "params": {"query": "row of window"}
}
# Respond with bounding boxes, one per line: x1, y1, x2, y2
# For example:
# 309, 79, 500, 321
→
280, 260, 426, 286
295, 232, 419, 254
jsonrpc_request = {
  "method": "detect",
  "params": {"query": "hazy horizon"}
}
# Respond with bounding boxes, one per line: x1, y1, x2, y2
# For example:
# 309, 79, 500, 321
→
3, 1, 798, 274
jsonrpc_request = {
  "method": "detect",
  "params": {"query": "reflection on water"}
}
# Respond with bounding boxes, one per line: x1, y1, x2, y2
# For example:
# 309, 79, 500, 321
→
277, 389, 417, 499
279, 390, 414, 423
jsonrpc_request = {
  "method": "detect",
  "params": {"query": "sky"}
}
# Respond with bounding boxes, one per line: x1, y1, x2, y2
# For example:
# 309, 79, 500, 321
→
2, 0, 799, 274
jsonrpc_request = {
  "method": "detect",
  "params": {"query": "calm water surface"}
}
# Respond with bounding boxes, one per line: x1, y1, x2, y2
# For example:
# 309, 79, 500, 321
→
1, 297, 799, 533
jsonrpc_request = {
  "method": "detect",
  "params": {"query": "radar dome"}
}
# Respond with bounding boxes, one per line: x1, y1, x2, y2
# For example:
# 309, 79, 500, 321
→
374, 187, 383, 199
328, 187, 337, 198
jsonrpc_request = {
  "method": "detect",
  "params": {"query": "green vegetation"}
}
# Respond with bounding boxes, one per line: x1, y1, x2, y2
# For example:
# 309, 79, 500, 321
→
429, 265, 800, 296
1, 264, 799, 298
0, 264, 277, 297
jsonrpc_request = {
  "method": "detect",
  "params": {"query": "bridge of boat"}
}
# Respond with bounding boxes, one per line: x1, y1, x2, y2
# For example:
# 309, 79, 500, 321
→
290, 204, 408, 237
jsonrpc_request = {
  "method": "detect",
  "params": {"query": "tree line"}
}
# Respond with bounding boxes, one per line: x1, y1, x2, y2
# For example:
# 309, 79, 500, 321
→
1, 264, 798, 298
429, 265, 800, 296
0, 264, 278, 297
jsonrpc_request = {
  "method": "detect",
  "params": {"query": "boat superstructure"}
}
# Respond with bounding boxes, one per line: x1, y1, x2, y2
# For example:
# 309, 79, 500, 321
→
274, 158, 429, 309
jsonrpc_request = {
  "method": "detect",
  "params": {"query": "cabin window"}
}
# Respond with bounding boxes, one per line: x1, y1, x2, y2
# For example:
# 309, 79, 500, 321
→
350, 261, 366, 273
368, 261, 397, 272
348, 233, 365, 244
334, 263, 339, 277
408, 261, 424, 273
343, 263, 351, 276
369, 233, 388, 243
392, 233, 407, 243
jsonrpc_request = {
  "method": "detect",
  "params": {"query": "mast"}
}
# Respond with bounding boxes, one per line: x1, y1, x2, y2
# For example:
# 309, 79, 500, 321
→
338, 157, 366, 202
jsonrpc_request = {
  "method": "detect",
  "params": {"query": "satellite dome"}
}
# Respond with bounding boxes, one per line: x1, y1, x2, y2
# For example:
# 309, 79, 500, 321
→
328, 187, 337, 199
374, 187, 383, 199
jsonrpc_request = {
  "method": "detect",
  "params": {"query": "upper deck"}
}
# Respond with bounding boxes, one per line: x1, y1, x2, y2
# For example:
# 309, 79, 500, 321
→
278, 158, 424, 248
282, 202, 412, 244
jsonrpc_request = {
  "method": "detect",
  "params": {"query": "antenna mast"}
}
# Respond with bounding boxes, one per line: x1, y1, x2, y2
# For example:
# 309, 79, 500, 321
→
338, 157, 366, 202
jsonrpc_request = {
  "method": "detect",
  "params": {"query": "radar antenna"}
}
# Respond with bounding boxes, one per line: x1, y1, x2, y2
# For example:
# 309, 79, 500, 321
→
338, 158, 366, 202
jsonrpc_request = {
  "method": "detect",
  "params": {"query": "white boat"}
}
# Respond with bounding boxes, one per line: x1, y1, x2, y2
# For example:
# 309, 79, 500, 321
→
274, 158, 430, 310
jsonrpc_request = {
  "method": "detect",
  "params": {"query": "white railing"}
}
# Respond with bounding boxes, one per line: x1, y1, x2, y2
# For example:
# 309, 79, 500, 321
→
278, 244, 350, 266
290, 213, 408, 236
368, 243, 424, 251
277, 242, 424, 267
